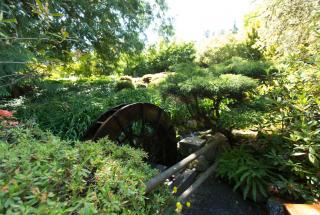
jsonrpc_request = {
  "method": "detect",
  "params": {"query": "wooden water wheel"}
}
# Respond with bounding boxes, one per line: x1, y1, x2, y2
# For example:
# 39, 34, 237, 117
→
83, 103, 178, 166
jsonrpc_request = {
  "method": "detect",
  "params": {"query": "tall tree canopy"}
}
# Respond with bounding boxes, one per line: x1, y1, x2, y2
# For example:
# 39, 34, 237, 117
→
1, 0, 170, 60
0, 0, 171, 95
258, 0, 320, 63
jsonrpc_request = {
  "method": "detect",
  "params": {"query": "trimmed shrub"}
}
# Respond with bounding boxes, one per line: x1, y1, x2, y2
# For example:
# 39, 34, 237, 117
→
0, 124, 172, 214
160, 63, 258, 127
115, 80, 135, 91
210, 57, 269, 78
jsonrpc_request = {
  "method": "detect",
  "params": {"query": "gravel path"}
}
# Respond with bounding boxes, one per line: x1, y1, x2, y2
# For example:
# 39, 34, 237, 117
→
182, 176, 267, 215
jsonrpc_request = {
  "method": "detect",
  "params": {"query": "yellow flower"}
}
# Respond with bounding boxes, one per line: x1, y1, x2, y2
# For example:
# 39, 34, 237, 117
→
175, 201, 183, 213
172, 186, 178, 194
186, 201, 191, 208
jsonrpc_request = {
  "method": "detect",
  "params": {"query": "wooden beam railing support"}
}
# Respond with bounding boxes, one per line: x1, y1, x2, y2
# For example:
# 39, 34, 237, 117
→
178, 161, 218, 202
145, 140, 218, 194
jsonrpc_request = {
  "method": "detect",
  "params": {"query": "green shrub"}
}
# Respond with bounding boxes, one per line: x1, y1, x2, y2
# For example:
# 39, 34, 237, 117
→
0, 124, 172, 214
160, 63, 258, 128
217, 147, 273, 202
115, 80, 135, 91
199, 36, 262, 67
259, 69, 320, 201
11, 78, 186, 140
0, 43, 35, 98
210, 57, 269, 78
124, 42, 196, 77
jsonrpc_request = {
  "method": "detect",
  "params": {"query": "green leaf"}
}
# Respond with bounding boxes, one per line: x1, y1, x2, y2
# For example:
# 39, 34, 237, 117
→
0, 18, 17, 23
243, 183, 250, 200
252, 181, 257, 202
35, 0, 45, 12
51, 13, 63, 17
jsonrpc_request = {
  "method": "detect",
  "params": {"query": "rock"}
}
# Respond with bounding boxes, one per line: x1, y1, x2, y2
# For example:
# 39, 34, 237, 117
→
178, 136, 206, 156
203, 132, 230, 162
136, 83, 147, 88
186, 120, 198, 129
142, 75, 152, 83
197, 129, 213, 139
266, 197, 285, 215
120, 75, 133, 82
231, 129, 258, 140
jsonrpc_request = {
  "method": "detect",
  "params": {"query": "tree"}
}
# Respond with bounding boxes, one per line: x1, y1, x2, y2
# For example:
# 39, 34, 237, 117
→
160, 63, 258, 128
0, 0, 171, 95
258, 0, 320, 63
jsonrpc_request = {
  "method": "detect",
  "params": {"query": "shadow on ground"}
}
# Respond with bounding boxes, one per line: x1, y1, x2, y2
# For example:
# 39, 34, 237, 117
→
182, 176, 267, 215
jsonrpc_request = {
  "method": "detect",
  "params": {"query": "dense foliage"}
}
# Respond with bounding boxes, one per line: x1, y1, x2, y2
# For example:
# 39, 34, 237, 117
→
6, 78, 187, 140
124, 42, 196, 76
0, 0, 171, 95
214, 0, 320, 202
210, 57, 270, 79
1, 0, 319, 210
160, 63, 258, 128
217, 147, 273, 202
199, 30, 262, 67
0, 123, 172, 214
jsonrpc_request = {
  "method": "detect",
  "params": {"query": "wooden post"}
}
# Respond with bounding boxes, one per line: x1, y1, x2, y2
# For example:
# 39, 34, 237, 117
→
145, 140, 218, 194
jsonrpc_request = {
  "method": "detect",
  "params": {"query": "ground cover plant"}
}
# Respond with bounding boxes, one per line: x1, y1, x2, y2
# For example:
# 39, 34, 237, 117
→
0, 123, 173, 214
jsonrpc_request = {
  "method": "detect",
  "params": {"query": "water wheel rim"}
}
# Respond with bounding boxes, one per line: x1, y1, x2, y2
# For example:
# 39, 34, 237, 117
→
85, 103, 177, 165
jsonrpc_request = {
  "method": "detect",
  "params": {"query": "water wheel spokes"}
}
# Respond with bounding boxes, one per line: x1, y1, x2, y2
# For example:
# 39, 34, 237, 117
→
83, 103, 178, 166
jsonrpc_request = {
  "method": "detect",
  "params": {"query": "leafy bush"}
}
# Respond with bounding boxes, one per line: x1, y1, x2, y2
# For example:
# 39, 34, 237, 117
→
199, 35, 262, 67
160, 63, 258, 128
124, 42, 196, 76
15, 80, 158, 140
210, 57, 270, 78
257, 69, 320, 201
217, 147, 273, 202
0, 124, 172, 214
115, 80, 135, 91
218, 106, 269, 131
10, 78, 186, 140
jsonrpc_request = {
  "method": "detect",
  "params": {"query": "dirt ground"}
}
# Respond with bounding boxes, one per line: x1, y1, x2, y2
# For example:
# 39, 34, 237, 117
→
182, 176, 267, 215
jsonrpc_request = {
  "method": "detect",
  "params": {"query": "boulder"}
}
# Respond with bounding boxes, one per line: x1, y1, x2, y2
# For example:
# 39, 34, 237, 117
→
231, 129, 258, 140
186, 120, 198, 130
136, 83, 148, 88
178, 136, 206, 157
120, 75, 133, 82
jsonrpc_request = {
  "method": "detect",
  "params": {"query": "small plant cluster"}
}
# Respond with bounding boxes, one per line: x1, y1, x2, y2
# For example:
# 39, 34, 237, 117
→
0, 123, 172, 214
216, 147, 273, 202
